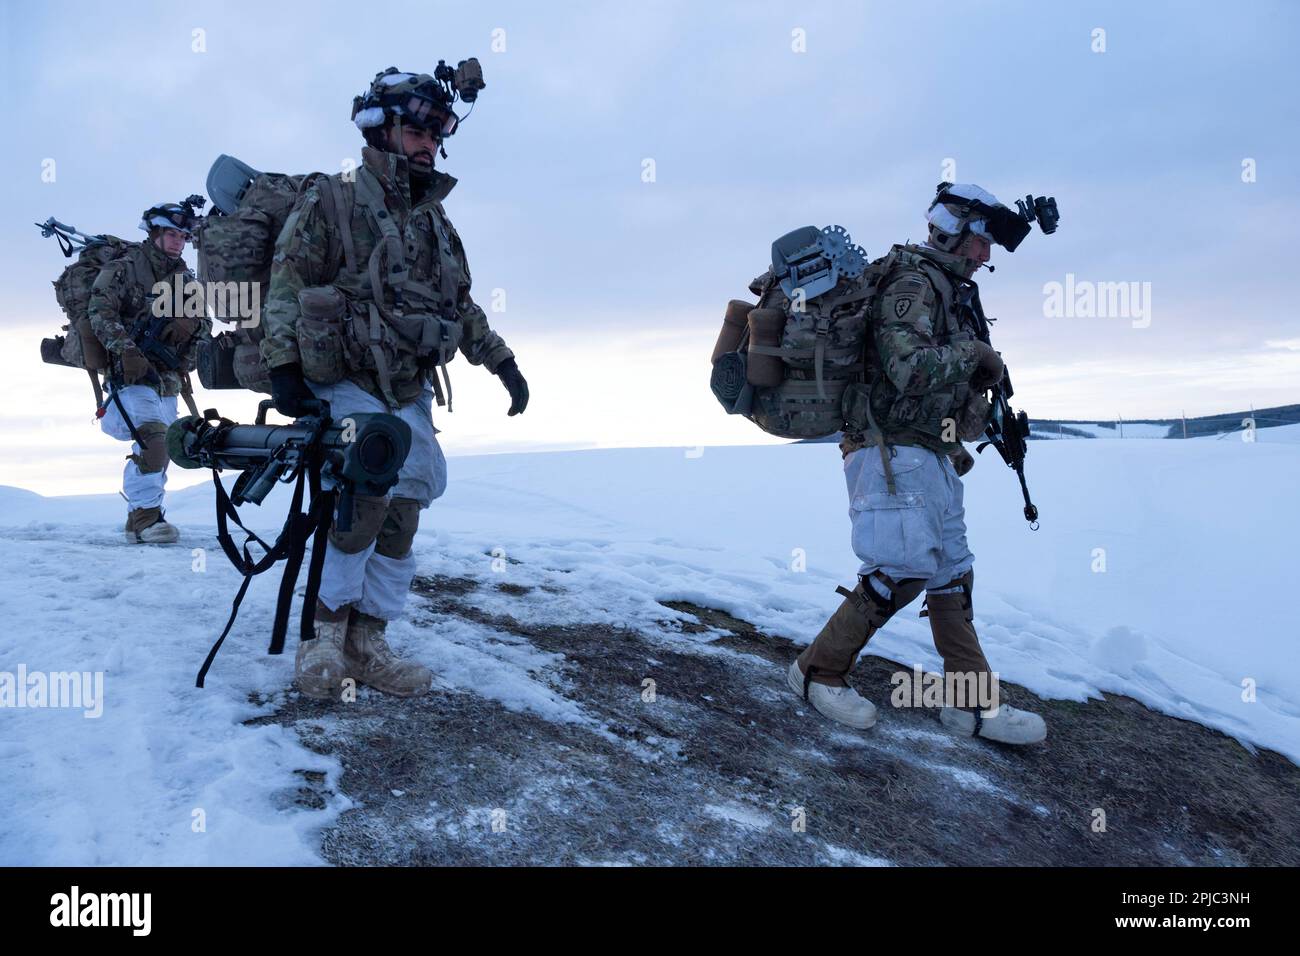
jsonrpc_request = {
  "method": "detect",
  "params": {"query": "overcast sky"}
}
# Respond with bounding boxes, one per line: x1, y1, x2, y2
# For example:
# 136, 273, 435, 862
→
2, 0, 1297, 495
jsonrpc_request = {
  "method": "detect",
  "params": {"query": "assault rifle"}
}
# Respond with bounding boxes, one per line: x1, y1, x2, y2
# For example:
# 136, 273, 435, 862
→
966, 292, 1039, 528
129, 314, 183, 371
168, 399, 412, 686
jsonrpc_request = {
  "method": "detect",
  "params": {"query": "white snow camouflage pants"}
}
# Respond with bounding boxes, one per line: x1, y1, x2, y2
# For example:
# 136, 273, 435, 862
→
98, 384, 178, 512
844, 443, 975, 591
308, 378, 447, 620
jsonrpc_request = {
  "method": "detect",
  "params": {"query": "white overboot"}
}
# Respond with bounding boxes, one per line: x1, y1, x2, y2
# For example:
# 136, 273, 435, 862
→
125, 506, 179, 544
940, 703, 1047, 744
787, 659, 877, 729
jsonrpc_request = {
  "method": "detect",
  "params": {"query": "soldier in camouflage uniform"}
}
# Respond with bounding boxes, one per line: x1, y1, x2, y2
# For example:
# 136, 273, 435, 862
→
89, 202, 208, 544
788, 184, 1047, 745
261, 66, 528, 700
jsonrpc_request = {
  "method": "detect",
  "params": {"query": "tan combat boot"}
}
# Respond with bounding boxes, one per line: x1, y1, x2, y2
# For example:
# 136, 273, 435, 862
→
295, 601, 351, 700
344, 610, 432, 698
125, 506, 179, 544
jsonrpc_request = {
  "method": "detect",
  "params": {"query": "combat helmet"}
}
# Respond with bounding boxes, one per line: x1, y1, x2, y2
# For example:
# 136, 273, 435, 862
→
351, 61, 485, 149
926, 182, 1031, 253
138, 196, 204, 236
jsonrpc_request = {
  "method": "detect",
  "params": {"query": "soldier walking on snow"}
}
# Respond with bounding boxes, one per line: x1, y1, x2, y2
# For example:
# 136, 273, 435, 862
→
788, 184, 1048, 745
260, 64, 529, 700
89, 201, 208, 544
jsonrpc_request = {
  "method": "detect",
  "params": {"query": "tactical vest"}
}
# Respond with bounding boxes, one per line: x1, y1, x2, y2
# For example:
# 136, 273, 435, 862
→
302, 164, 468, 409
113, 244, 192, 329
862, 245, 989, 450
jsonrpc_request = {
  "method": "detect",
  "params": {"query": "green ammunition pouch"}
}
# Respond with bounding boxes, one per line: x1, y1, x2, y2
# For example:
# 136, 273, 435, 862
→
298, 285, 350, 385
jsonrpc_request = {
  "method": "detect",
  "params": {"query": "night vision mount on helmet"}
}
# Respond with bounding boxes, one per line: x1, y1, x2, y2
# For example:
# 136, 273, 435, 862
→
139, 195, 206, 235
927, 182, 1059, 253
351, 60, 485, 152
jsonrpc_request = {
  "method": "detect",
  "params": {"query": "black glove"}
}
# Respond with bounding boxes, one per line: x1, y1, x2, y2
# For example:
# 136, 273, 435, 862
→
949, 446, 975, 477
269, 363, 317, 418
496, 357, 529, 416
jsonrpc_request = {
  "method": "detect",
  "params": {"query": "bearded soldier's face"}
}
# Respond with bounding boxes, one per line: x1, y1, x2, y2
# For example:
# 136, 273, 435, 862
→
387, 122, 440, 174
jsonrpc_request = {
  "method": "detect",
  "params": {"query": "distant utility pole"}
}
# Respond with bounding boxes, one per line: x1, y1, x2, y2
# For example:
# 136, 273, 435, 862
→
1181, 410, 1187, 439
1118, 415, 1124, 439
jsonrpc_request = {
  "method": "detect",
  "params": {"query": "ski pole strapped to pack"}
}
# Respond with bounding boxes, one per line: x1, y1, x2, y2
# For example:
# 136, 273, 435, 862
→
710, 225, 880, 439
167, 400, 413, 686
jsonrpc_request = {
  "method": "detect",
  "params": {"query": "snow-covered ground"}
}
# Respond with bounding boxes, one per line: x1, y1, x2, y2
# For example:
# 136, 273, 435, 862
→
1, 433, 1296, 864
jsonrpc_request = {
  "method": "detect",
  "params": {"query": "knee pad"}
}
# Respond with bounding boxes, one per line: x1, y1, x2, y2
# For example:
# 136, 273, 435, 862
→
131, 421, 171, 474
375, 496, 420, 559
844, 572, 926, 628
328, 494, 389, 554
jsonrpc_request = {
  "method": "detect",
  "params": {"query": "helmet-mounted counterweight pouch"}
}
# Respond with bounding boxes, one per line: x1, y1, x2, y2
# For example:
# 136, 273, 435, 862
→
929, 183, 1060, 253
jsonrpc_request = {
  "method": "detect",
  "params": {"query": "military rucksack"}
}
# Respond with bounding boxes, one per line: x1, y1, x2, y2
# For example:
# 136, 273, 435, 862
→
193, 155, 339, 394
36, 219, 134, 405
710, 225, 890, 440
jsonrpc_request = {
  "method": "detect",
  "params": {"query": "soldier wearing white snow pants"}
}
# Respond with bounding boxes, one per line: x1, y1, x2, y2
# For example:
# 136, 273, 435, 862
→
788, 183, 1047, 745
88, 200, 208, 544
309, 379, 447, 623
99, 386, 179, 518
259, 65, 528, 701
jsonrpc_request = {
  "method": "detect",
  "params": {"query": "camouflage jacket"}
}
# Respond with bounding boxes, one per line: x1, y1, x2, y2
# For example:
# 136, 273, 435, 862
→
261, 146, 513, 406
859, 243, 991, 454
87, 240, 208, 397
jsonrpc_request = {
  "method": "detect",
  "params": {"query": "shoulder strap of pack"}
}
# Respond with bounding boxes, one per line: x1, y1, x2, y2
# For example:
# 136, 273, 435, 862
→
351, 168, 406, 409
313, 173, 355, 276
